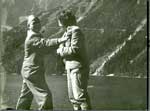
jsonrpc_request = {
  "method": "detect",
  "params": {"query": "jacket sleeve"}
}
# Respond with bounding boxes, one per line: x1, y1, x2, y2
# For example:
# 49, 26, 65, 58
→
59, 28, 81, 57
31, 36, 59, 49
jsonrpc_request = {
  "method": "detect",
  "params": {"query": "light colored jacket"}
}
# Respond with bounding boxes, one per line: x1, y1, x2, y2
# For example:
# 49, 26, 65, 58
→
22, 30, 59, 79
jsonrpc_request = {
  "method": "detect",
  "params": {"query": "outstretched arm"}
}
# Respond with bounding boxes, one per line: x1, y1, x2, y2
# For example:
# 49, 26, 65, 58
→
31, 35, 69, 49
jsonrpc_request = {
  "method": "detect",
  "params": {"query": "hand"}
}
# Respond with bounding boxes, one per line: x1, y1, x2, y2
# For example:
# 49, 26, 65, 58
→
58, 36, 69, 43
57, 48, 62, 55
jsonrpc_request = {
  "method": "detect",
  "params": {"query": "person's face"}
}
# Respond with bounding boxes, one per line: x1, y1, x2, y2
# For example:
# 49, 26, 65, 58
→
58, 19, 66, 28
28, 21, 41, 32
58, 19, 63, 27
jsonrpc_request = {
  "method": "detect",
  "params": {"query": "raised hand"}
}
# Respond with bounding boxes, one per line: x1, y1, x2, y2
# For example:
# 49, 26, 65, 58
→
58, 36, 69, 43
56, 47, 63, 55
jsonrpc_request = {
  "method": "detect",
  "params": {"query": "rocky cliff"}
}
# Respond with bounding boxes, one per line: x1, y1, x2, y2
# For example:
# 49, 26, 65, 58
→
1, 0, 147, 77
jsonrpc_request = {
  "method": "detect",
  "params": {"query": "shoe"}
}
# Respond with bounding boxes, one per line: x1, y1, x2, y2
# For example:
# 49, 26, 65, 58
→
80, 102, 89, 110
73, 104, 81, 110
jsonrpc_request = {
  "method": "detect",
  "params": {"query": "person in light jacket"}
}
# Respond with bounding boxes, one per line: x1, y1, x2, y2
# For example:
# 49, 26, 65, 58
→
56, 10, 91, 110
16, 15, 68, 110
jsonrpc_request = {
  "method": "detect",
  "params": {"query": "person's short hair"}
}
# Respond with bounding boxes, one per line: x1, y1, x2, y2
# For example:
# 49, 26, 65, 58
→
57, 9, 76, 26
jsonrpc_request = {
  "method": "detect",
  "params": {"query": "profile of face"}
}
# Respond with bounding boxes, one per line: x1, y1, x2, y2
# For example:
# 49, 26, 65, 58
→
58, 19, 64, 27
28, 21, 41, 32
27, 15, 41, 33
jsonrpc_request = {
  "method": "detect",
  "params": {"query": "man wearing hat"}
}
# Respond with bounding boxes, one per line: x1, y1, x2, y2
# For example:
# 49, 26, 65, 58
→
16, 15, 68, 110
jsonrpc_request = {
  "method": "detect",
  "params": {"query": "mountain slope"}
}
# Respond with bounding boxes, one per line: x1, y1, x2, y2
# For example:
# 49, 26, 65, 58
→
1, 0, 147, 77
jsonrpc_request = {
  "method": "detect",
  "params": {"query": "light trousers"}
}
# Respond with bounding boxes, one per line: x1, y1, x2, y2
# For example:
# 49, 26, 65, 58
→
67, 68, 91, 110
16, 77, 53, 110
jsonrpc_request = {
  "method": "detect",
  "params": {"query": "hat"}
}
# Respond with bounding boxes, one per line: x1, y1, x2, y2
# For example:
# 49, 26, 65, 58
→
27, 15, 40, 25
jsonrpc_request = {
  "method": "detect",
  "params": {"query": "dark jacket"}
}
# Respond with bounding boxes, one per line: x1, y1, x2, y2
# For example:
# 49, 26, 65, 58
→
58, 26, 89, 73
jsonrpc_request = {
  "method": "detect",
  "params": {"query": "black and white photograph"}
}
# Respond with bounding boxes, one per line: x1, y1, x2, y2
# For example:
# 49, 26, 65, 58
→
0, 0, 148, 110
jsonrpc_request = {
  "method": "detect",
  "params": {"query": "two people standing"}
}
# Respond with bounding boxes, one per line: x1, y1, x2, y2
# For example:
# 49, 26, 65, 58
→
16, 9, 91, 110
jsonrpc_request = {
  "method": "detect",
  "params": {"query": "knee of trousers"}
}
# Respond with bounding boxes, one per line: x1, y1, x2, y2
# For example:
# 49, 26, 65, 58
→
73, 91, 87, 102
